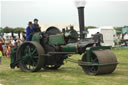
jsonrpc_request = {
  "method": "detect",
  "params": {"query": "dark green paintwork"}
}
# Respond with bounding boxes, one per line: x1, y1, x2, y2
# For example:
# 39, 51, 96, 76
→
49, 34, 65, 45
86, 48, 91, 62
10, 48, 16, 68
32, 33, 40, 43
61, 43, 77, 52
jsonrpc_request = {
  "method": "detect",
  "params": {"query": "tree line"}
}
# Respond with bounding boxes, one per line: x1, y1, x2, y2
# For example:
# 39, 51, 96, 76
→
0, 26, 125, 35
0, 26, 25, 33
0, 26, 96, 33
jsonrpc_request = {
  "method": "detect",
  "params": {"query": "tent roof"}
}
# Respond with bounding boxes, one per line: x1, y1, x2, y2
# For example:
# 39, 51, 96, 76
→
99, 26, 114, 30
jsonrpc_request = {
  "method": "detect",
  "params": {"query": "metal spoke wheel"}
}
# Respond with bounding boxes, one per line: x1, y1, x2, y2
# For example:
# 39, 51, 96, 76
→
16, 42, 45, 72
81, 50, 118, 75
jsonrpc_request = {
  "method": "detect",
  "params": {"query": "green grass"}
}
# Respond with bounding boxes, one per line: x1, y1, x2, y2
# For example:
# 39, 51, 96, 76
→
0, 49, 128, 85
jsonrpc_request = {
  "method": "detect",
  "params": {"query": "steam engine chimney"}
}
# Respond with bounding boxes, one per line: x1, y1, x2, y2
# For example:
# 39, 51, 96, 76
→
75, 0, 86, 39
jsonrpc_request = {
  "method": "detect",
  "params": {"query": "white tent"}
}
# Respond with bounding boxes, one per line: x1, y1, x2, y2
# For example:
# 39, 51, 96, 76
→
40, 24, 80, 31
99, 26, 116, 47
87, 28, 100, 38
87, 26, 117, 47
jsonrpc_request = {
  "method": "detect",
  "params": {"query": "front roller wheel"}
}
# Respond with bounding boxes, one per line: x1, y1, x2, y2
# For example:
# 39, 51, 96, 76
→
82, 50, 118, 75
16, 42, 45, 72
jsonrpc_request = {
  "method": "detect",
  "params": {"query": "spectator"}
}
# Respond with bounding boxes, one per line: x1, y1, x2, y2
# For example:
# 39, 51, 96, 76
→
21, 32, 26, 42
0, 42, 3, 53
5, 42, 11, 58
10, 37, 15, 47
0, 42, 3, 61
0, 51, 3, 64
16, 37, 22, 46
1, 38, 5, 53
1, 38, 5, 44
5, 45, 8, 57
0, 38, 2, 43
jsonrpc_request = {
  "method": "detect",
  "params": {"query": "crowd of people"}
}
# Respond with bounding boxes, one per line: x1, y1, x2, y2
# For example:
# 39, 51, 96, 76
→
0, 18, 41, 64
0, 37, 23, 58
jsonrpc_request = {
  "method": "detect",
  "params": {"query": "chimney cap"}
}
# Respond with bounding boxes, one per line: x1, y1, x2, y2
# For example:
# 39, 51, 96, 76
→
75, 0, 86, 8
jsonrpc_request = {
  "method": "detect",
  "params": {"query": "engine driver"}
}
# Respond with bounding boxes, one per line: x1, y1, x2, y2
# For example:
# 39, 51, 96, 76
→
33, 18, 41, 32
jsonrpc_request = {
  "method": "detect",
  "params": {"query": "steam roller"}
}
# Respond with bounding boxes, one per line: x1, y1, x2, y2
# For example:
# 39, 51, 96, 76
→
10, 26, 118, 75
10, 1, 118, 75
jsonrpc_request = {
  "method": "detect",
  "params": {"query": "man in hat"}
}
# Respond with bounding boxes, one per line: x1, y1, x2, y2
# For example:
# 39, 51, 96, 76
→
33, 18, 41, 32
26, 21, 34, 41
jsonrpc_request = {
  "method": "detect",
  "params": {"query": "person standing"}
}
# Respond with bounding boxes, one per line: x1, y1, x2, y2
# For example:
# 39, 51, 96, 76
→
0, 42, 3, 53
0, 51, 3, 64
10, 37, 15, 47
21, 31, 26, 42
0, 40, 3, 63
6, 42, 11, 58
16, 37, 22, 46
26, 21, 34, 41
33, 18, 41, 32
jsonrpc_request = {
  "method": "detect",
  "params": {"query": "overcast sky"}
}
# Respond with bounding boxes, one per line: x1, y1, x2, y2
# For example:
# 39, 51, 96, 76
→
1, 0, 128, 28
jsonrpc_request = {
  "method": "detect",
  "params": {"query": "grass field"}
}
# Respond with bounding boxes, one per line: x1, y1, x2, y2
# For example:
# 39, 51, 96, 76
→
0, 49, 128, 85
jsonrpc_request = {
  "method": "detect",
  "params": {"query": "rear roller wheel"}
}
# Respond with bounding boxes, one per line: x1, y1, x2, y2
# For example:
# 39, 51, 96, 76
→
82, 50, 118, 75
17, 42, 45, 72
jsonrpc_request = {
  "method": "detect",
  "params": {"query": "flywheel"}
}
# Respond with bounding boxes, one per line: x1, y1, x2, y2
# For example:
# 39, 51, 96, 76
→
17, 41, 45, 72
